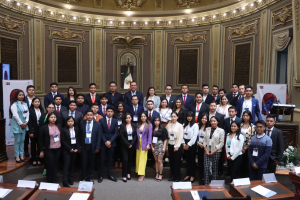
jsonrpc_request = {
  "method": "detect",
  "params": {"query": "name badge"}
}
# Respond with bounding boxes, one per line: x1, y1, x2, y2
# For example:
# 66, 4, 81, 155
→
228, 146, 230, 149
199, 136, 204, 143
86, 132, 91, 138
71, 137, 76, 144
53, 135, 59, 143
85, 137, 91, 144
23, 110, 28, 114
253, 148, 258, 156
153, 137, 158, 144
133, 115, 138, 122
118, 119, 122, 126
128, 134, 133, 141
196, 110, 199, 116
139, 133, 143, 139
170, 134, 174, 141
209, 139, 212, 146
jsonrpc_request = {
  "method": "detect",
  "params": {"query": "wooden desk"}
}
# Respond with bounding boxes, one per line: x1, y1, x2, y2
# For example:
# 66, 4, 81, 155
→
0, 182, 37, 200
289, 172, 300, 192
170, 185, 232, 200
28, 187, 95, 200
229, 180, 294, 200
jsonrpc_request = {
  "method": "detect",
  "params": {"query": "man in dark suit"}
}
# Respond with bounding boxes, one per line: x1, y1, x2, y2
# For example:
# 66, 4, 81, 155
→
188, 92, 209, 123
53, 96, 67, 126
236, 86, 262, 125
76, 94, 90, 116
211, 85, 220, 102
160, 84, 177, 109
202, 84, 214, 105
44, 82, 64, 108
105, 81, 123, 108
176, 84, 194, 110
226, 83, 239, 104
123, 81, 143, 107
145, 100, 160, 123
84, 83, 101, 108
266, 116, 284, 173
216, 89, 226, 104
98, 94, 110, 118
98, 106, 118, 183
223, 106, 242, 134
127, 95, 144, 122
80, 110, 101, 181
61, 100, 83, 129
208, 101, 225, 129
231, 84, 245, 106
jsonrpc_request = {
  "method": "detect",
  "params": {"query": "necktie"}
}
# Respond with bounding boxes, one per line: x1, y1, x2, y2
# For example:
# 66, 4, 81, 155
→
53, 93, 57, 98
195, 103, 200, 122
148, 111, 152, 120
87, 121, 91, 132
103, 106, 106, 115
233, 93, 236, 98
56, 106, 60, 114
230, 118, 233, 124
108, 118, 111, 130
183, 95, 186, 105
92, 94, 95, 103
214, 95, 216, 100
134, 107, 137, 114
267, 129, 271, 136
72, 112, 74, 118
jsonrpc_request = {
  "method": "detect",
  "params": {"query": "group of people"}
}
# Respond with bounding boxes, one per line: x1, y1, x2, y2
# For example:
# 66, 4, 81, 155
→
9, 81, 285, 186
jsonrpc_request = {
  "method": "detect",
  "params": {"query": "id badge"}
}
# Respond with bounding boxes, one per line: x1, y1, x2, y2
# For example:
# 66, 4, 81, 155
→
118, 119, 122, 126
170, 134, 174, 141
128, 134, 133, 140
253, 148, 258, 156
86, 132, 91, 138
209, 139, 212, 146
85, 137, 91, 144
228, 146, 230, 149
53, 135, 59, 142
196, 110, 199, 116
199, 136, 204, 143
71, 137, 76, 144
139, 133, 143, 139
153, 137, 158, 144
133, 115, 138, 122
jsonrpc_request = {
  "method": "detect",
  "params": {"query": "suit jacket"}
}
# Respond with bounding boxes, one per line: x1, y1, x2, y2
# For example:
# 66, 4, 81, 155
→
105, 92, 124, 108
123, 91, 143, 107
188, 102, 209, 122
61, 127, 80, 152
76, 104, 90, 116
226, 93, 239, 104
25, 96, 41, 108
99, 117, 118, 147
53, 105, 68, 116
204, 94, 214, 105
236, 97, 262, 125
63, 96, 77, 107
176, 108, 187, 124
127, 105, 144, 120
80, 120, 101, 153
84, 93, 101, 108
176, 94, 194, 110
145, 110, 160, 123
98, 104, 110, 118
119, 123, 137, 148
203, 127, 224, 152
135, 124, 152, 151
39, 124, 63, 150
266, 127, 284, 162
28, 108, 45, 137
44, 92, 64, 109
211, 94, 220, 102
160, 94, 177, 109
61, 110, 83, 129
223, 117, 242, 134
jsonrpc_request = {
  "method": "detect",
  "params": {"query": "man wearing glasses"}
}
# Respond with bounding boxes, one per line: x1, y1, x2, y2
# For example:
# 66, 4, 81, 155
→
105, 81, 124, 108
160, 85, 176, 109
76, 94, 90, 116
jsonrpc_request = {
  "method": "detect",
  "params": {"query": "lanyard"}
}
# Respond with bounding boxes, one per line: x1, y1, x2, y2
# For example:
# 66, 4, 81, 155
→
255, 134, 265, 148
161, 109, 169, 118
77, 106, 83, 112
49, 125, 58, 135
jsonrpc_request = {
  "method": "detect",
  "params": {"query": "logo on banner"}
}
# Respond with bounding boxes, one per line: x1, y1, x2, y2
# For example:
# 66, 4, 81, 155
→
5, 82, 10, 85
262, 93, 278, 115
259, 86, 264, 89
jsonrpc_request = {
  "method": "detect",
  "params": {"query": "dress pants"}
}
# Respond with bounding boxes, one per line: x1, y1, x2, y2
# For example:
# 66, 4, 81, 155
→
267, 158, 277, 173
184, 139, 197, 177
99, 146, 115, 177
204, 152, 221, 185
228, 155, 243, 182
30, 136, 40, 162
13, 132, 26, 158
249, 165, 266, 181
168, 144, 182, 181
44, 148, 61, 183
121, 144, 134, 177
136, 138, 148, 176
24, 131, 29, 154
113, 137, 123, 163
241, 149, 249, 178
63, 150, 77, 184
197, 147, 205, 184
81, 145, 96, 180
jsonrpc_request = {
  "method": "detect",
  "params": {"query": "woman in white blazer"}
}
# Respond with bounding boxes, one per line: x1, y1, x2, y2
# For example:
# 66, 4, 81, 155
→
203, 116, 224, 185
143, 87, 161, 110
225, 121, 244, 182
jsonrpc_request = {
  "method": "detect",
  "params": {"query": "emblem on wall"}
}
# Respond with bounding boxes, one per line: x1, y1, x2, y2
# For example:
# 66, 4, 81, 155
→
114, 0, 147, 10
110, 33, 147, 49
49, 27, 85, 42
171, 31, 206, 45
272, 6, 293, 29
0, 15, 25, 35
228, 20, 258, 40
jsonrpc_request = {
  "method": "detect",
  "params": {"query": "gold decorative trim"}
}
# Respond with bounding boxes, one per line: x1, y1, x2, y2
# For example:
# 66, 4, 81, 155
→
49, 27, 85, 42
113, 0, 147, 11
173, 0, 204, 9
272, 5, 293, 29
296, 1, 300, 28
0, 15, 25, 35
171, 31, 206, 45
228, 20, 258, 40
110, 33, 147, 49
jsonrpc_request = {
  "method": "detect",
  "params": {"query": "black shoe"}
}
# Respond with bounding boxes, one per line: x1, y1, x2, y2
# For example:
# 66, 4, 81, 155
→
98, 177, 103, 183
168, 177, 174, 181
15, 158, 21, 163
127, 176, 131, 180
108, 176, 117, 182
68, 180, 74, 185
19, 157, 26, 162
174, 179, 180, 182
32, 162, 37, 167
63, 183, 70, 187
122, 178, 127, 183
183, 177, 190, 182
25, 152, 29, 157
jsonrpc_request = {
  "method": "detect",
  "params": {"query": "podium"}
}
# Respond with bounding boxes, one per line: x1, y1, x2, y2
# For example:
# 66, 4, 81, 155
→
271, 104, 296, 123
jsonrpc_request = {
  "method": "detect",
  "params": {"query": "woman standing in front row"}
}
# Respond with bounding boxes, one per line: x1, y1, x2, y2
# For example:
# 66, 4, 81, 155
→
39, 113, 62, 183
203, 116, 224, 185
182, 111, 198, 183
166, 112, 183, 182
119, 113, 137, 182
135, 112, 152, 181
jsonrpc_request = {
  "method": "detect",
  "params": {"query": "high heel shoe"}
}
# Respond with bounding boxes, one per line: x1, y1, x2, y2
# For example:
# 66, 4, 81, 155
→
19, 157, 26, 162
127, 175, 131, 180
155, 172, 158, 180
138, 175, 145, 182
15, 158, 21, 163
157, 174, 163, 182
122, 178, 127, 183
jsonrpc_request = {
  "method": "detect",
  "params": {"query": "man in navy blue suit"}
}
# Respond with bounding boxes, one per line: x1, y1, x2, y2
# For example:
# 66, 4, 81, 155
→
84, 83, 101, 108
80, 110, 101, 181
176, 84, 194, 110
202, 84, 214, 105
123, 81, 143, 107
223, 106, 242, 134
145, 100, 159, 123
98, 106, 118, 183
226, 83, 239, 104
44, 82, 64, 108
98, 94, 110, 118
236, 85, 262, 125
127, 95, 144, 123
105, 81, 123, 108
211, 85, 220, 102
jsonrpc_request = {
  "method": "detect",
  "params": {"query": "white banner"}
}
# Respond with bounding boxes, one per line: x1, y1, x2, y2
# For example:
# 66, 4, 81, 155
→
2, 80, 33, 145
256, 83, 287, 120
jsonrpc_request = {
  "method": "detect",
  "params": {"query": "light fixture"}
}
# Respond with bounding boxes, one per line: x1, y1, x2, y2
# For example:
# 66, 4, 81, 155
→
191, 18, 195, 22
133, 21, 136, 25
121, 21, 124, 24
6, 0, 10, 2
157, 21, 160, 24
242, 6, 245, 10
86, 18, 89, 21
179, 20, 182, 23
27, 5, 31, 9
110, 21, 113, 24
186, 9, 191, 14
38, 9, 42, 12
223, 13, 226, 16
62, 14, 65, 18
98, 19, 101, 22
233, 10, 236, 13
17, 2, 20, 5
67, 6, 70, 9
169, 21, 171, 24
250, 3, 254, 6
258, 0, 262, 2
73, 16, 76, 20
213, 15, 216, 18
126, 11, 131, 16
202, 17, 205, 20
50, 11, 53, 15
145, 21, 148, 25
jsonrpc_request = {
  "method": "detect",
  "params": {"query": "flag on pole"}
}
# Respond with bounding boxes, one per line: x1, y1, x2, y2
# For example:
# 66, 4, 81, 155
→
124, 59, 133, 89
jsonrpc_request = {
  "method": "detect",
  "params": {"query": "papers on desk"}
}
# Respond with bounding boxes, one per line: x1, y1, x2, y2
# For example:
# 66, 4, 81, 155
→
172, 182, 192, 190
294, 167, 300, 174
78, 181, 93, 192
69, 193, 90, 200
251, 185, 277, 198
0, 189, 12, 198
17, 180, 36, 188
39, 182, 59, 191
232, 178, 251, 186
190, 190, 200, 200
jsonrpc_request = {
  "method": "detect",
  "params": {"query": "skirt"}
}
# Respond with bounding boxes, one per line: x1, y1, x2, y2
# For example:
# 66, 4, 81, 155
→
136, 138, 148, 175
152, 140, 165, 156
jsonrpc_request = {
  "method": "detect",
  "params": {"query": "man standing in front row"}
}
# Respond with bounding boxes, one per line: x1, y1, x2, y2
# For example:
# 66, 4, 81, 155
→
248, 120, 272, 181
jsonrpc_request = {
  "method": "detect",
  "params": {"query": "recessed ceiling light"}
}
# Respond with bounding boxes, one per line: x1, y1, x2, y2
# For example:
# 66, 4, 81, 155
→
98, 19, 100, 22
157, 21, 160, 24
27, 5, 31, 9
169, 21, 171, 24
213, 15, 216, 18
73, 16, 76, 20
250, 3, 254, 6
38, 9, 42, 12
110, 21, 113, 24
186, 9, 191, 14
202, 17, 205, 20
233, 10, 236, 13
86, 18, 89, 21
258, 0, 262, 2
50, 11, 53, 15
121, 21, 124, 24
242, 6, 245, 10
133, 21, 136, 25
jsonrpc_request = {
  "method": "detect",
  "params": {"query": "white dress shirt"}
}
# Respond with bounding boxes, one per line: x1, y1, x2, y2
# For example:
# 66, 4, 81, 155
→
69, 127, 75, 138
225, 133, 244, 160
155, 108, 172, 122
11, 101, 29, 125
27, 96, 34, 107
241, 98, 252, 117
183, 123, 199, 146
69, 110, 75, 118
51, 92, 57, 98
266, 126, 274, 137
55, 105, 61, 112
166, 94, 171, 103
209, 112, 216, 120
34, 108, 41, 125
131, 91, 137, 96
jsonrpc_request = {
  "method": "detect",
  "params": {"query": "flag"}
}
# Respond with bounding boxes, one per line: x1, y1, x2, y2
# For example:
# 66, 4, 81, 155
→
124, 61, 133, 89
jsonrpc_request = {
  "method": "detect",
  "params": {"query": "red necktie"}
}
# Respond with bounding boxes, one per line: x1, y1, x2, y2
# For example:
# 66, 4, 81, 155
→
103, 107, 106, 115
214, 95, 216, 100
92, 94, 95, 103
148, 111, 152, 120
183, 95, 186, 105
56, 106, 60, 114
233, 93, 236, 98
108, 118, 111, 130
195, 103, 200, 122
